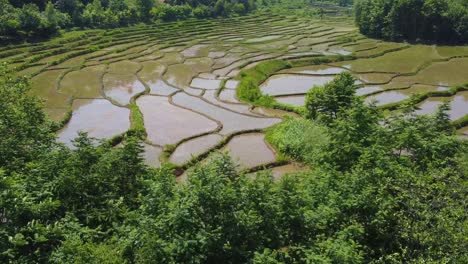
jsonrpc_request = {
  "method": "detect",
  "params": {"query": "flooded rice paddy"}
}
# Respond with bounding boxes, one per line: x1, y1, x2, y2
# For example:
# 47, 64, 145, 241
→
4, 13, 467, 176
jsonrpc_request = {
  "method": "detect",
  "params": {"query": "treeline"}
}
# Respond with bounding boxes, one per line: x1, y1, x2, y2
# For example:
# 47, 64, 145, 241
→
355, 0, 468, 44
0, 0, 260, 42
1, 64, 466, 262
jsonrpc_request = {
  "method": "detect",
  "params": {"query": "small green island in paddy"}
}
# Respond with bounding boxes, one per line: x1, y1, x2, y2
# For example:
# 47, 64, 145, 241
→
0, 0, 467, 263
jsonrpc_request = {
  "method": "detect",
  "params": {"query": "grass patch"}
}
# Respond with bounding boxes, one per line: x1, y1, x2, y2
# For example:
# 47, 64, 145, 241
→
129, 103, 146, 138
453, 114, 468, 129
236, 59, 291, 105
265, 117, 329, 164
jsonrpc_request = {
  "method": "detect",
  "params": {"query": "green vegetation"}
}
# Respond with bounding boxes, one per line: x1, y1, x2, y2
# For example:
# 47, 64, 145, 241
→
0, 0, 271, 42
266, 117, 329, 163
355, 0, 468, 43
1, 1, 468, 262
237, 59, 291, 105
305, 71, 356, 122
2, 62, 467, 262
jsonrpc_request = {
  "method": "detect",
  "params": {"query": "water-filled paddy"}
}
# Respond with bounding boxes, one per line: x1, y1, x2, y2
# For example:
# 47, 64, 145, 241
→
366, 91, 410, 106
276, 95, 306, 107
169, 134, 223, 165
57, 99, 130, 145
6, 13, 466, 171
222, 133, 276, 169
261, 74, 335, 96
30, 70, 70, 108
416, 91, 468, 120
137, 95, 218, 146
60, 65, 106, 98
103, 74, 146, 105
172, 93, 280, 135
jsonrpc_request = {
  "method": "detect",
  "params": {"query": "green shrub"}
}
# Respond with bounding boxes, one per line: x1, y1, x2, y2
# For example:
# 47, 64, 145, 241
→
266, 117, 329, 163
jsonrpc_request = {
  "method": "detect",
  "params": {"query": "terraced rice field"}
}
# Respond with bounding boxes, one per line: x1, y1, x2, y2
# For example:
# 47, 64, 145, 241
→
2, 14, 467, 178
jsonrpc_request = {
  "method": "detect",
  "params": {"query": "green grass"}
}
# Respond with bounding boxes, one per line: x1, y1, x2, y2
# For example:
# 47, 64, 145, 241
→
236, 59, 291, 105
129, 103, 146, 138
265, 117, 329, 164
453, 115, 468, 129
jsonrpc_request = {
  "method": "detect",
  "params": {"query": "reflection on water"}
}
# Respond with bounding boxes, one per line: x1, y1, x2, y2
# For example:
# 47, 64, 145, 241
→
103, 74, 146, 105
170, 134, 223, 165
261, 74, 334, 96
137, 95, 218, 146
57, 99, 130, 145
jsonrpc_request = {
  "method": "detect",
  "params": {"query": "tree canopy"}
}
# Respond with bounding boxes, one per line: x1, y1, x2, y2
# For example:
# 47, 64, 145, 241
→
355, 0, 468, 44
1, 68, 466, 262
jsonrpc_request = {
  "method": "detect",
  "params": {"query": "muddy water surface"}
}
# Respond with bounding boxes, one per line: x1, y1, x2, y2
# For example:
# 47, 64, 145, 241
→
222, 133, 276, 169
57, 99, 130, 145
190, 78, 222, 90
261, 74, 334, 96
416, 91, 468, 120
143, 143, 163, 167
103, 74, 146, 105
366, 91, 409, 106
170, 134, 223, 165
137, 95, 218, 146
276, 95, 306, 107
172, 93, 280, 135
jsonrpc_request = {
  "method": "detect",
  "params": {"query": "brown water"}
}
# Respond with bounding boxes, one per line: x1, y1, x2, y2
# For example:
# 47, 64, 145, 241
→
172, 93, 281, 135
202, 90, 253, 115
60, 65, 106, 98
416, 91, 468, 121
147, 80, 179, 96
365, 91, 409, 106
103, 74, 146, 105
57, 99, 130, 145
276, 95, 306, 107
222, 133, 276, 169
251, 107, 300, 118
190, 78, 222, 90
225, 80, 240, 89
356, 86, 383, 96
164, 64, 196, 88
169, 134, 223, 165
218, 89, 239, 103
143, 143, 163, 167
270, 163, 307, 180
137, 95, 218, 146
138, 61, 166, 82
261, 74, 334, 96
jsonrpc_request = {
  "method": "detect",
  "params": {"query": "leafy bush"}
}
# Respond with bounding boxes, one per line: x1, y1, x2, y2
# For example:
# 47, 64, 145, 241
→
266, 117, 329, 163
193, 5, 212, 18
355, 0, 468, 43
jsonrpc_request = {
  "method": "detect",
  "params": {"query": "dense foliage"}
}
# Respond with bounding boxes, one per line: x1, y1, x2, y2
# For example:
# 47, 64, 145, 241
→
0, 0, 263, 41
1, 65, 467, 263
355, 0, 468, 43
